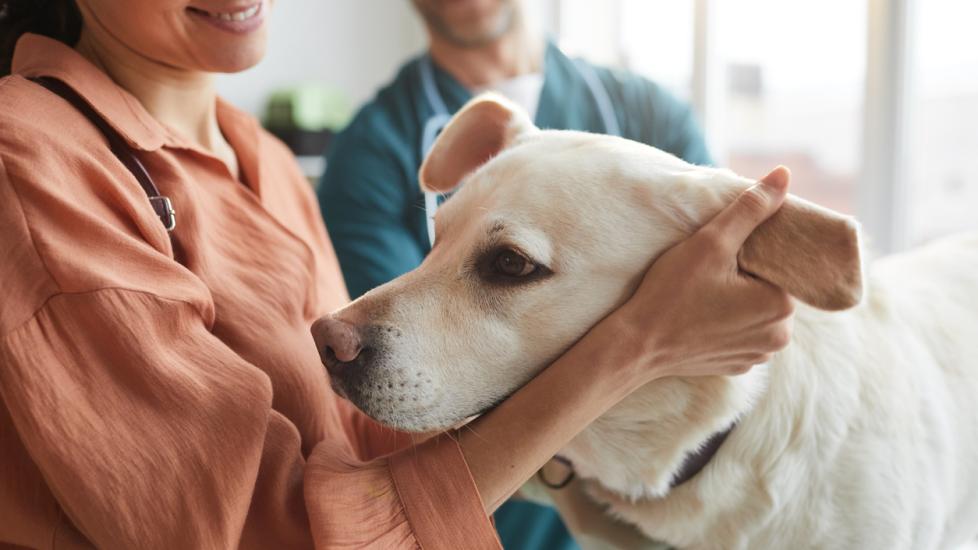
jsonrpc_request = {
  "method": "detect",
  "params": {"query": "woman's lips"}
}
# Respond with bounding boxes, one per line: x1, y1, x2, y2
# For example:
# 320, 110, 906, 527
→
186, 2, 265, 34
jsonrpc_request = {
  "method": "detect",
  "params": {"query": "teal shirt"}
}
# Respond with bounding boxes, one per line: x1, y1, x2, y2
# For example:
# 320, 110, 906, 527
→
318, 42, 711, 550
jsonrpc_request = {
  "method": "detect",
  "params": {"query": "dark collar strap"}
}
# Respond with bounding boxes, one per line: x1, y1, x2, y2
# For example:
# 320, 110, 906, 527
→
29, 76, 176, 232
540, 422, 736, 494
669, 423, 736, 489
538, 454, 576, 489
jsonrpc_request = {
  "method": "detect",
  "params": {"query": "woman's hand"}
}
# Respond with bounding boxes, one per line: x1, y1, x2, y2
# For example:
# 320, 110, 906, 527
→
599, 167, 795, 385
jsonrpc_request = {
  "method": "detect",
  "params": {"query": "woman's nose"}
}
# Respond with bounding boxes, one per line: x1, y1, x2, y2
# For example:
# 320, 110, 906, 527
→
311, 315, 363, 372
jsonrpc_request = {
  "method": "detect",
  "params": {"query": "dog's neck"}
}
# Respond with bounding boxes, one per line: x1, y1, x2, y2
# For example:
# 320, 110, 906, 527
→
561, 365, 768, 500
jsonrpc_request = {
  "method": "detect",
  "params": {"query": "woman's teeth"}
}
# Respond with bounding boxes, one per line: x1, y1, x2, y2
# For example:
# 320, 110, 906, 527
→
217, 4, 260, 20
196, 4, 260, 21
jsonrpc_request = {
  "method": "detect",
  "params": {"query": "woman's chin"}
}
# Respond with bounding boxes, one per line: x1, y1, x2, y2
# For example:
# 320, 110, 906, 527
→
202, 43, 268, 74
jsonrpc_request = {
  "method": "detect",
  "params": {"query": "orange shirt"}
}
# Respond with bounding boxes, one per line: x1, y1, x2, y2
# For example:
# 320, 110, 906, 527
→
0, 34, 499, 550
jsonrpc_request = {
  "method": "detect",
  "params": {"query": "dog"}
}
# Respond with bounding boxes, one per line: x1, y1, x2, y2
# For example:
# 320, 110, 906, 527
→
312, 94, 978, 549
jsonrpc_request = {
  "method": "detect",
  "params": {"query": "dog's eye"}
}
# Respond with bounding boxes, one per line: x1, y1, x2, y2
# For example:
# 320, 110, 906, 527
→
493, 249, 537, 277
475, 246, 552, 286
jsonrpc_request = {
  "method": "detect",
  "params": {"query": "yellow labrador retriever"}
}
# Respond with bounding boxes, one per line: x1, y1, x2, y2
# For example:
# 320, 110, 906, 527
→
313, 95, 978, 549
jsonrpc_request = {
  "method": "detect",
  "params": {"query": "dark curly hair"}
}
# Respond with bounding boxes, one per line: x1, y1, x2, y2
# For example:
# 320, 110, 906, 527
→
1, 0, 82, 75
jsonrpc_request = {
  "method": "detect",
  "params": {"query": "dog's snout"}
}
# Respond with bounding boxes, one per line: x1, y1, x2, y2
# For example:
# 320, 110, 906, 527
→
311, 311, 436, 429
311, 315, 363, 372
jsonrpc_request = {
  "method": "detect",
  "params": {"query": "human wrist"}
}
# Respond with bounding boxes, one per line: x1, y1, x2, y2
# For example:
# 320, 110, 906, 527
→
577, 311, 664, 393
460, 325, 640, 510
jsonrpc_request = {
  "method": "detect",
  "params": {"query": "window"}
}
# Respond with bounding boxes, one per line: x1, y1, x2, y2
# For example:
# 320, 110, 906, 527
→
557, 0, 694, 99
714, 0, 867, 216
906, 0, 978, 245
553, 0, 978, 251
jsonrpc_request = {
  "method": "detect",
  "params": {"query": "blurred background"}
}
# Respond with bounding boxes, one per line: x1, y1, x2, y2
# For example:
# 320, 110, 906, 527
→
217, 0, 977, 255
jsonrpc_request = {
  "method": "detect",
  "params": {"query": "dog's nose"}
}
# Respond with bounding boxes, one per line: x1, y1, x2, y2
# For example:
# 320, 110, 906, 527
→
311, 315, 363, 376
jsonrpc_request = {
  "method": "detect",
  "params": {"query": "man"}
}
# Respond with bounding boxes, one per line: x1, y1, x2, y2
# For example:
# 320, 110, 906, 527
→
318, 0, 711, 547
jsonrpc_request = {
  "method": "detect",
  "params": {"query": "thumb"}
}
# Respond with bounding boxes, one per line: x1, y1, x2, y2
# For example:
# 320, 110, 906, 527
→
702, 166, 790, 251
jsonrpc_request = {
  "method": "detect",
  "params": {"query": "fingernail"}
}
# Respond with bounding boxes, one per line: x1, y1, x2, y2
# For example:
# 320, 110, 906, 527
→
761, 166, 790, 193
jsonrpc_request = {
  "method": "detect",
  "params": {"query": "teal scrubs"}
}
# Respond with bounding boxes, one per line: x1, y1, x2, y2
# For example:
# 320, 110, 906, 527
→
317, 41, 711, 550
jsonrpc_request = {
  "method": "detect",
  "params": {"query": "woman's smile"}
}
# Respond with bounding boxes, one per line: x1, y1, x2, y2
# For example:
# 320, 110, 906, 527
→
186, 1, 265, 34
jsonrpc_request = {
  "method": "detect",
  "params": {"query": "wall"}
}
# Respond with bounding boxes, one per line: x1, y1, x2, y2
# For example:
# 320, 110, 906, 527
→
216, 0, 428, 116
215, 0, 562, 117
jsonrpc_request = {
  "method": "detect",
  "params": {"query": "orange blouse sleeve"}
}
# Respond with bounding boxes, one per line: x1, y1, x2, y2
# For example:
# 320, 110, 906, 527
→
305, 432, 500, 549
0, 290, 499, 550
0, 120, 500, 550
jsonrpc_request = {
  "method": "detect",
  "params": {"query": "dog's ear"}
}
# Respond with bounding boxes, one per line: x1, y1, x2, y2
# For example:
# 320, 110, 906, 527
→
419, 93, 536, 194
737, 170, 864, 311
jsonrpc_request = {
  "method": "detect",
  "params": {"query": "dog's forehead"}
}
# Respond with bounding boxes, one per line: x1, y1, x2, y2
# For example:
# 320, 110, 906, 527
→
464, 133, 617, 204
472, 131, 697, 214
435, 130, 708, 247
494, 132, 615, 177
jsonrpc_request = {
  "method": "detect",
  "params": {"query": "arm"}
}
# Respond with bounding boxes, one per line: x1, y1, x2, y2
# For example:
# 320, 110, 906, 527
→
650, 88, 714, 167
0, 290, 304, 549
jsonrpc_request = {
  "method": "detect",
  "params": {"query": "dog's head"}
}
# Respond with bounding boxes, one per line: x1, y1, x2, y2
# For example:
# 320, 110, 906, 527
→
312, 94, 863, 432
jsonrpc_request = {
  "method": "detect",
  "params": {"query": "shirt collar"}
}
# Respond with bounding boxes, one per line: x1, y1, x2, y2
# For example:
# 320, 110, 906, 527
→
426, 39, 580, 130
426, 39, 558, 110
12, 33, 167, 151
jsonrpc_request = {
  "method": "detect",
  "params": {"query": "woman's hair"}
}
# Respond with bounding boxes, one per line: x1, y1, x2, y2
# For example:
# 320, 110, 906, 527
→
1, 0, 82, 76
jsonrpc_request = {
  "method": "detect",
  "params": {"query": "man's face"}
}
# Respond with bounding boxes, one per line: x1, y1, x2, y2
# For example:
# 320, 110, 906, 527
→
412, 0, 517, 48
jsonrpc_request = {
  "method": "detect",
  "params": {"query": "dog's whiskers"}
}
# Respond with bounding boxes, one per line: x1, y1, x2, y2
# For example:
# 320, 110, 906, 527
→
460, 422, 487, 443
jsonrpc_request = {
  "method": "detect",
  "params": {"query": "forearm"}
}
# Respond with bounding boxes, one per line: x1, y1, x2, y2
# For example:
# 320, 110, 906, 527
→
459, 320, 640, 512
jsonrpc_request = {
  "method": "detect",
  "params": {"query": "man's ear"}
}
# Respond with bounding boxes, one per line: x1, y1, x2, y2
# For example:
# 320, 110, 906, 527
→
738, 176, 864, 311
419, 93, 537, 194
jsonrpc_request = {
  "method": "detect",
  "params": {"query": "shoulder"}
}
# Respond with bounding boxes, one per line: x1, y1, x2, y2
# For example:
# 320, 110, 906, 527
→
0, 149, 60, 335
582, 61, 694, 120
574, 60, 712, 164
0, 75, 104, 163
321, 63, 423, 199
0, 77, 170, 332
0, 75, 154, 225
329, 59, 422, 165
0, 75, 141, 217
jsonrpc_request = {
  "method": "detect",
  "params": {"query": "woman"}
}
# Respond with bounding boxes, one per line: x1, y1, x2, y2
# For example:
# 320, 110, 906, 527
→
0, 0, 793, 548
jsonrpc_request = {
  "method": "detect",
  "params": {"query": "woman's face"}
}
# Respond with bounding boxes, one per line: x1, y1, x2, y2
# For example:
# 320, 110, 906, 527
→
77, 0, 273, 73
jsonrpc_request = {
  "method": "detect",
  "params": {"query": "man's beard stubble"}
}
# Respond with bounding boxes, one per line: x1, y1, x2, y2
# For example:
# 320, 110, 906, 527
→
415, 0, 517, 49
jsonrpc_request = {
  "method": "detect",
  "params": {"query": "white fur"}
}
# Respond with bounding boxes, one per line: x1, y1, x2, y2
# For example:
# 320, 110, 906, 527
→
329, 128, 978, 549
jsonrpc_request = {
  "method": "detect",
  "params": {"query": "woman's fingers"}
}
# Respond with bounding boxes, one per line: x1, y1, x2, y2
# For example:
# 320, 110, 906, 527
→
697, 166, 791, 255
734, 276, 795, 324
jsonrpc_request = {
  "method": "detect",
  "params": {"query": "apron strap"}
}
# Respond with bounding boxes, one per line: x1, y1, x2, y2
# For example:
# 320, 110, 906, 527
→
29, 76, 176, 232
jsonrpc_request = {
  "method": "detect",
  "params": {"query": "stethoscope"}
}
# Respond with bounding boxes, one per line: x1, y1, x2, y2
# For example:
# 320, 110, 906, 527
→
419, 51, 622, 247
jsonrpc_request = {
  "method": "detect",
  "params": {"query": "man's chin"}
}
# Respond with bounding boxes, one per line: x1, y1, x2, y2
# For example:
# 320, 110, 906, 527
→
421, 1, 516, 49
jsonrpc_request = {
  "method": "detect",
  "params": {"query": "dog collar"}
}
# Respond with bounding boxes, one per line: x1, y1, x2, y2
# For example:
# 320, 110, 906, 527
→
538, 423, 737, 492
668, 422, 737, 489
538, 455, 576, 489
